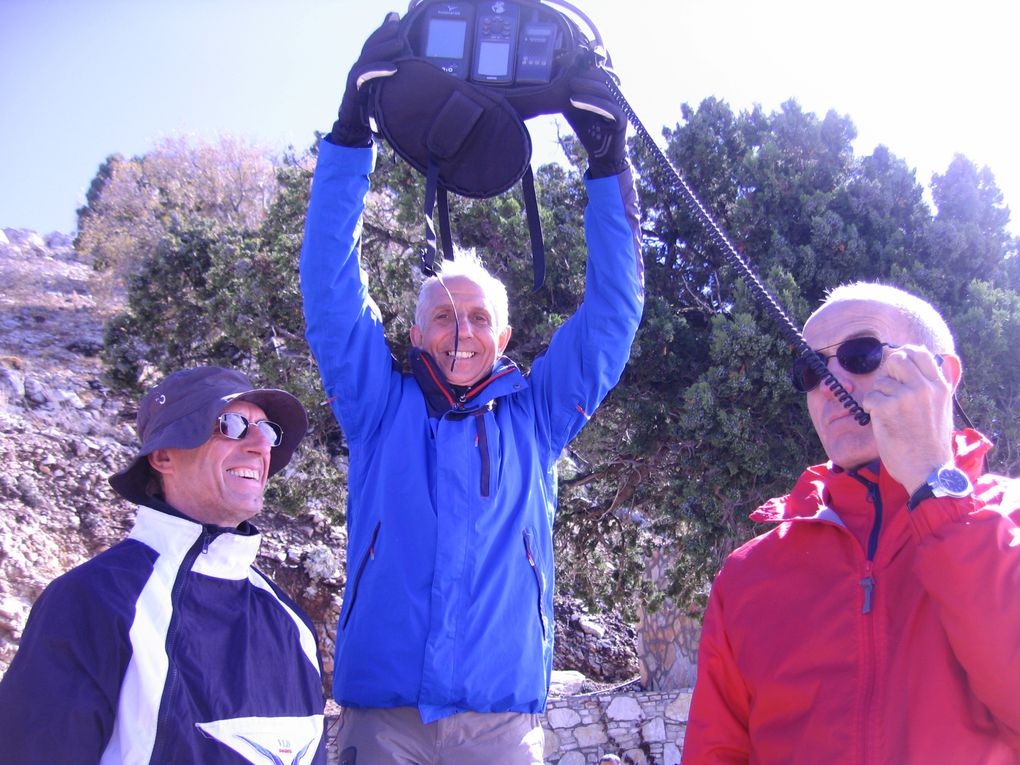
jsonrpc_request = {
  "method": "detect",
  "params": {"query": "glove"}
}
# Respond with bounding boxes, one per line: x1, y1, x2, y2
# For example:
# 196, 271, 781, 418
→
330, 12, 404, 147
564, 64, 629, 178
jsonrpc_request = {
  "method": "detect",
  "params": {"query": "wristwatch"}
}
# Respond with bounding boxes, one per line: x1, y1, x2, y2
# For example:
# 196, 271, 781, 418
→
907, 462, 974, 511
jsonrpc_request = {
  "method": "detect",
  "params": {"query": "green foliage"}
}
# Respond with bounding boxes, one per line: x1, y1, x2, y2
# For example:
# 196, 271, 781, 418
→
76, 136, 279, 284
100, 147, 340, 520
621, 97, 1019, 612
90, 102, 1019, 620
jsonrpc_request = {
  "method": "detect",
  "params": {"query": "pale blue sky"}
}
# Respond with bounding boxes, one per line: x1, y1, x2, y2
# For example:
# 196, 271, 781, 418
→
1, 0, 1017, 235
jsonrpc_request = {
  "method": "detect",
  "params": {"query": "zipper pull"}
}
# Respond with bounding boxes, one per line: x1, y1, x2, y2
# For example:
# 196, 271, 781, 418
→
523, 532, 536, 567
860, 576, 876, 615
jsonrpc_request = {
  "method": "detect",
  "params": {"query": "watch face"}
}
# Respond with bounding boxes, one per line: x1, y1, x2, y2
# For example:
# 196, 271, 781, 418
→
936, 466, 971, 496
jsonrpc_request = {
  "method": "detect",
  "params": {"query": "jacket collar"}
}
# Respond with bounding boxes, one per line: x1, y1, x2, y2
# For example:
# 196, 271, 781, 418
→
129, 499, 261, 580
751, 428, 992, 524
409, 347, 525, 417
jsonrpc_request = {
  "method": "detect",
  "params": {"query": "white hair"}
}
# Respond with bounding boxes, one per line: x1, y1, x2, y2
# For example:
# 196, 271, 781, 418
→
817, 282, 956, 355
414, 249, 510, 330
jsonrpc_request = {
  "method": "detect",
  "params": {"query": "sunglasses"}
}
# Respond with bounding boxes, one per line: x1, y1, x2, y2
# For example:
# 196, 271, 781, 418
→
790, 336, 894, 393
216, 412, 284, 447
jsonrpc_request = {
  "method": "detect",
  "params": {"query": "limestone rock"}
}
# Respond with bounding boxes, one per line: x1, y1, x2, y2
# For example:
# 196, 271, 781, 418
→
547, 706, 582, 729
574, 723, 609, 747
550, 670, 587, 698
606, 695, 643, 721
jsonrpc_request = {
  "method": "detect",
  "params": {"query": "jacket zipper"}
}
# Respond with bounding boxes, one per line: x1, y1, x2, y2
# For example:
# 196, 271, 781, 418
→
475, 414, 490, 497
849, 473, 883, 764
420, 353, 517, 412
342, 521, 381, 630
849, 474, 883, 615
149, 528, 213, 761
522, 530, 548, 639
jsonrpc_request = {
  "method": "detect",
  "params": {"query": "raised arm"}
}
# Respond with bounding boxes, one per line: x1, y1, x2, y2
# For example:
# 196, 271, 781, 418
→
863, 343, 1020, 742
299, 15, 403, 441
528, 65, 644, 451
910, 454, 1020, 747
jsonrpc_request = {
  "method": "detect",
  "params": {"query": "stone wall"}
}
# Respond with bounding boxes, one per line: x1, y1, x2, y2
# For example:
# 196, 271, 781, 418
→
542, 690, 690, 765
636, 548, 700, 691
324, 690, 692, 765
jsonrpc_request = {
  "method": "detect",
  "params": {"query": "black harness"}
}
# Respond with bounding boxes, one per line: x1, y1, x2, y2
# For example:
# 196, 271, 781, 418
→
367, 0, 601, 289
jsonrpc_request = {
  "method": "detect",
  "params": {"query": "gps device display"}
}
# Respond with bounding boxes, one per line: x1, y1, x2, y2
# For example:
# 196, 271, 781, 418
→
425, 18, 469, 59
421, 1, 475, 78
470, 3, 520, 82
418, 0, 562, 85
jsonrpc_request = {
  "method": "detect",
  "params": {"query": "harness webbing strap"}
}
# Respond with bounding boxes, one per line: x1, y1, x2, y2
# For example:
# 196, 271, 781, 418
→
420, 157, 441, 275
521, 166, 545, 290
437, 186, 454, 262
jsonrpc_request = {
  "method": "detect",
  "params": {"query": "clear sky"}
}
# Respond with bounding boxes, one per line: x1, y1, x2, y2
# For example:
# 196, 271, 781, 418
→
1, 0, 1017, 235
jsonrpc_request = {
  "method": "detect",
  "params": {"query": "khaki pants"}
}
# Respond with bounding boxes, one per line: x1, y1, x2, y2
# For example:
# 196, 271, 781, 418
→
336, 706, 545, 765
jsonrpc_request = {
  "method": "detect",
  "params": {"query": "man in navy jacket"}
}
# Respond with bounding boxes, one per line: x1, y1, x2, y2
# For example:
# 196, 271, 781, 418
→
0, 366, 327, 764
301, 14, 644, 765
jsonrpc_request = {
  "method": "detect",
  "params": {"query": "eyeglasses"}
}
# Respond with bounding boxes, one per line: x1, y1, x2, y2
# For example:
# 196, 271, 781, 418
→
790, 336, 893, 393
216, 412, 284, 447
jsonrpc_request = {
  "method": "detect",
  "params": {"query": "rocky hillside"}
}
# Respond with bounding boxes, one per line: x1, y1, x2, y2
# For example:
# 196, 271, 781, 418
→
0, 227, 638, 689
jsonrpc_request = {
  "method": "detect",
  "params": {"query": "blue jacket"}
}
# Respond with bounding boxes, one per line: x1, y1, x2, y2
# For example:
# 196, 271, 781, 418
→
0, 502, 326, 764
300, 139, 643, 723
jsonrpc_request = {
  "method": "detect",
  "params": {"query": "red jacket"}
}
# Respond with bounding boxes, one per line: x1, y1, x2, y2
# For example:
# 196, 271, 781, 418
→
682, 430, 1020, 764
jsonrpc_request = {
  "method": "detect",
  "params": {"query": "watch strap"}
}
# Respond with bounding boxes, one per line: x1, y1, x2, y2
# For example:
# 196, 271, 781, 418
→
907, 483, 935, 512
907, 462, 973, 512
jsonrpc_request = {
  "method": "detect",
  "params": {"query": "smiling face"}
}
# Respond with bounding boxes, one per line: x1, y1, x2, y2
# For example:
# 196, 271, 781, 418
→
802, 299, 916, 470
410, 275, 512, 387
148, 399, 273, 527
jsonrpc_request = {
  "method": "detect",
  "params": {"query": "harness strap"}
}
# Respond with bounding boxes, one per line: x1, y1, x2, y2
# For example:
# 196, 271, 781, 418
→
419, 157, 441, 276
437, 186, 454, 262
521, 165, 546, 290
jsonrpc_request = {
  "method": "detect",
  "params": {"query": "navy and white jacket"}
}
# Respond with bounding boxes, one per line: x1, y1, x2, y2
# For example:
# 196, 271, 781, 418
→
300, 140, 644, 723
0, 501, 326, 764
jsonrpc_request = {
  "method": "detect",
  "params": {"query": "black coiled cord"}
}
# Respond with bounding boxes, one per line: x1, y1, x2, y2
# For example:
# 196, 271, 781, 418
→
601, 73, 871, 425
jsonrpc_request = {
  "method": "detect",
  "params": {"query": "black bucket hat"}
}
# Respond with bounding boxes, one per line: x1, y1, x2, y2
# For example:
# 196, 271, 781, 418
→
109, 366, 308, 506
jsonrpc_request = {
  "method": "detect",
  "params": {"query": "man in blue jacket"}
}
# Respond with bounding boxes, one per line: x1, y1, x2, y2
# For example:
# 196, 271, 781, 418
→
300, 15, 644, 765
0, 366, 327, 764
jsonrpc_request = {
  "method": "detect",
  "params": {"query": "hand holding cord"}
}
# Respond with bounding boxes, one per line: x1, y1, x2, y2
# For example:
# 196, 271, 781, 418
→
331, 13, 404, 148
564, 57, 629, 178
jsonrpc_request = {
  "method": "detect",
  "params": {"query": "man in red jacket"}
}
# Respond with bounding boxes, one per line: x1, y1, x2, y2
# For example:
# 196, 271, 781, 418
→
682, 283, 1020, 764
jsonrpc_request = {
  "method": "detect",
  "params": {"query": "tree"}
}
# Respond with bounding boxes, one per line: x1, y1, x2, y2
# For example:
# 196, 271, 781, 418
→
96, 108, 1019, 625
76, 136, 279, 288
613, 98, 1020, 612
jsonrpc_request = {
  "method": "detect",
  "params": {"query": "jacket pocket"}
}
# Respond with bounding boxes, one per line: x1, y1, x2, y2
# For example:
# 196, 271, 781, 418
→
522, 529, 548, 639
341, 521, 381, 631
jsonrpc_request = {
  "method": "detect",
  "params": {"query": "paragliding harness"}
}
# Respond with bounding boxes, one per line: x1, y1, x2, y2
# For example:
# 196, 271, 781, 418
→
366, 0, 606, 290
366, 0, 909, 427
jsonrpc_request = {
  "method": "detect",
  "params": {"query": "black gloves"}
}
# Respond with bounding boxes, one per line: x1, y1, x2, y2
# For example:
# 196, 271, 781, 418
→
330, 13, 404, 147
564, 65, 629, 178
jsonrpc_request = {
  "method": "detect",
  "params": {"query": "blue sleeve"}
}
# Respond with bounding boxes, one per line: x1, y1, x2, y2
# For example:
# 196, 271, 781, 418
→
0, 559, 139, 763
529, 166, 645, 451
299, 139, 397, 443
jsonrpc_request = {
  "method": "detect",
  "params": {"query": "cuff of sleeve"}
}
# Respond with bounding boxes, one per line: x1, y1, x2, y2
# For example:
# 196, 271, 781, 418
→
583, 162, 635, 199
317, 136, 377, 175
907, 494, 977, 540
328, 119, 373, 148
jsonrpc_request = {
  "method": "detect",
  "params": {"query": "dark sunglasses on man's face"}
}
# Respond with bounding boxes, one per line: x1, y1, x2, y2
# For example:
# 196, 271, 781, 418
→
790, 336, 893, 393
216, 412, 284, 447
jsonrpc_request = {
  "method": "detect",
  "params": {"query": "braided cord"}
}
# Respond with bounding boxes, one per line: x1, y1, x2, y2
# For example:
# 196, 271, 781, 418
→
602, 74, 870, 425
